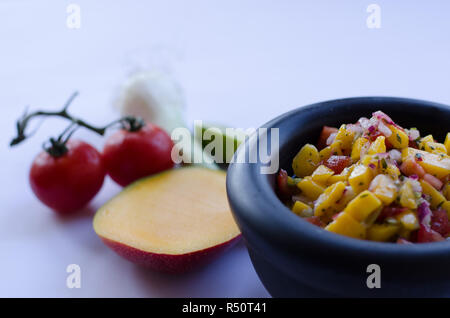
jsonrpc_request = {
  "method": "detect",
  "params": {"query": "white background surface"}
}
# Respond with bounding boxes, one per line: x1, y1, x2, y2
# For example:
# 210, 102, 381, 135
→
1, 0, 450, 297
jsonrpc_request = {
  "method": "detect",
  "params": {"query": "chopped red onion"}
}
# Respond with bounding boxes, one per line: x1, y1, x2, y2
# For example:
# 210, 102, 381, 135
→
372, 111, 395, 125
376, 152, 389, 159
409, 178, 422, 193
346, 123, 363, 135
358, 117, 371, 130
359, 141, 370, 158
407, 128, 420, 141
417, 201, 432, 227
409, 174, 419, 180
326, 132, 337, 146
378, 120, 392, 137
388, 149, 401, 162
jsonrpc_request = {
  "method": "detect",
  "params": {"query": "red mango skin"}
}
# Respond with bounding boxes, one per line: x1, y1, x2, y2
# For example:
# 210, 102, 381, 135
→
100, 235, 242, 274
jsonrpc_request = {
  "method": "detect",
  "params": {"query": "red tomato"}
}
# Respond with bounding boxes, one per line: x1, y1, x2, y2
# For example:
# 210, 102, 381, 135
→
400, 158, 426, 178
423, 173, 443, 190
103, 123, 174, 187
417, 224, 445, 243
377, 206, 406, 221
277, 169, 290, 198
305, 216, 325, 227
323, 155, 351, 174
430, 209, 450, 237
29, 140, 105, 214
408, 139, 419, 149
317, 126, 338, 150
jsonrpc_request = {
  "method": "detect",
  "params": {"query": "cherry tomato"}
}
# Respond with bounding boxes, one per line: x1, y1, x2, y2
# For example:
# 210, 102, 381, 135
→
103, 123, 174, 187
29, 140, 105, 214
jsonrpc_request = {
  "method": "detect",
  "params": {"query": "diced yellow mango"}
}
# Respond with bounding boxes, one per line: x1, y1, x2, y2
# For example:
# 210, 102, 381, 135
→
424, 142, 447, 155
444, 183, 450, 201
384, 164, 401, 180
399, 180, 417, 209
418, 134, 434, 149
351, 137, 369, 162
420, 179, 446, 209
287, 176, 301, 187
348, 165, 373, 194
325, 212, 366, 239
314, 181, 347, 217
369, 174, 398, 205
444, 133, 450, 155
401, 147, 415, 161
368, 136, 386, 155
367, 223, 399, 242
297, 177, 325, 200
344, 190, 382, 225
319, 144, 343, 161
292, 201, 313, 217
327, 167, 350, 185
292, 144, 320, 177
330, 125, 355, 155
360, 154, 378, 167
401, 148, 450, 179
311, 165, 334, 185
418, 134, 447, 154
396, 210, 419, 231
387, 125, 409, 149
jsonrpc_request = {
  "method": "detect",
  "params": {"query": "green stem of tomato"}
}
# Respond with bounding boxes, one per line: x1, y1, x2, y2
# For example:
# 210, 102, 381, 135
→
10, 92, 145, 152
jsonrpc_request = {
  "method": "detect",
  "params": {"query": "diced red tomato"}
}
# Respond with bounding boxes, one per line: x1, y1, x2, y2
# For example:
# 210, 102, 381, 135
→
377, 206, 406, 221
423, 173, 443, 190
317, 126, 338, 150
305, 216, 325, 227
417, 224, 445, 243
323, 155, 351, 174
430, 209, 450, 237
277, 169, 290, 198
408, 139, 419, 149
400, 158, 426, 178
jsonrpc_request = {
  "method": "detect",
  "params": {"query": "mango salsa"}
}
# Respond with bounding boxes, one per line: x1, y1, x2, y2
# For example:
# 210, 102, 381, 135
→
277, 110, 450, 244
292, 144, 320, 177
296, 177, 324, 200
325, 212, 366, 239
348, 165, 373, 194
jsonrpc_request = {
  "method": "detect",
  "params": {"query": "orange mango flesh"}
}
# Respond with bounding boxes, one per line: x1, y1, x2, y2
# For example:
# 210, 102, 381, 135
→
93, 167, 240, 256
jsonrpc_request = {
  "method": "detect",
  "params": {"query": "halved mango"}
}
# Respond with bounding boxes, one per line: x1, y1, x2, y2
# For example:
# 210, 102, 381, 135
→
93, 167, 241, 273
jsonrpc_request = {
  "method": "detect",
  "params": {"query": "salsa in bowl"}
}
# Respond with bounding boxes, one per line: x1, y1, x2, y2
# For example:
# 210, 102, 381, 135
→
277, 110, 450, 244
226, 97, 450, 297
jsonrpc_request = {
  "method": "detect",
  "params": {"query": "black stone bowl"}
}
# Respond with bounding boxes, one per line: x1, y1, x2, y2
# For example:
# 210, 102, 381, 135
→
226, 97, 450, 297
